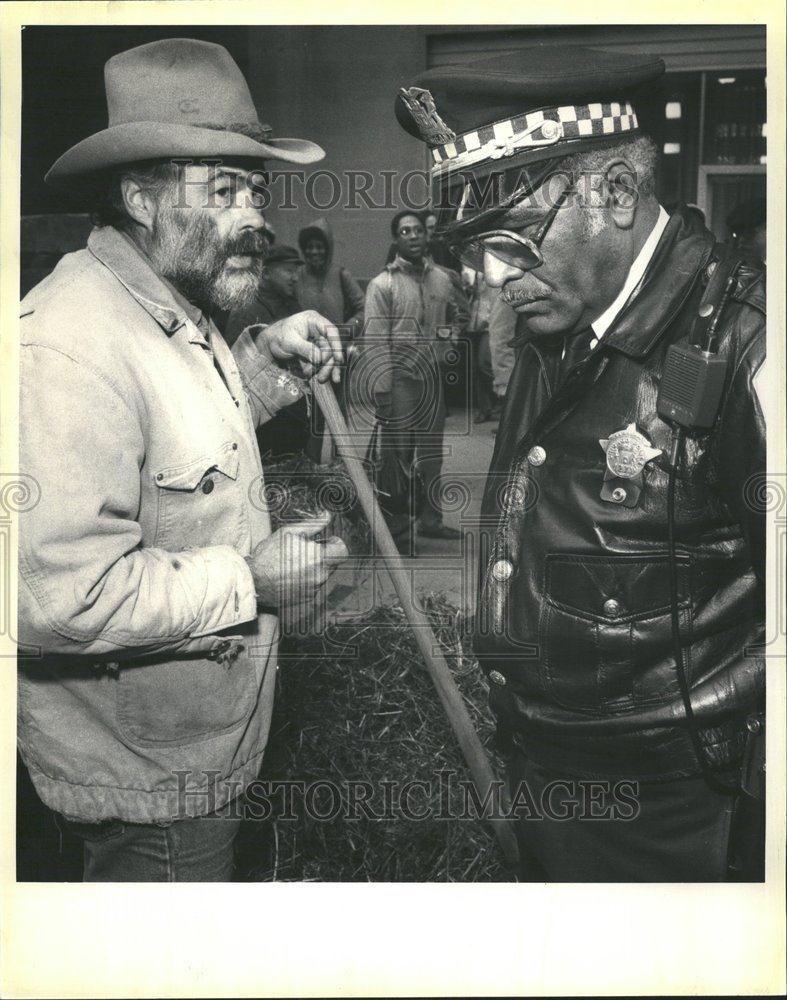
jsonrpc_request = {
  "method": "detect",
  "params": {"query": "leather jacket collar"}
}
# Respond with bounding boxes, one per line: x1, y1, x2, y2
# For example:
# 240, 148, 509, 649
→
602, 206, 716, 359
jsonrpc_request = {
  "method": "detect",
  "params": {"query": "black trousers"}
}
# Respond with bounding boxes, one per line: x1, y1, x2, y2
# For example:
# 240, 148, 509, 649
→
508, 748, 746, 882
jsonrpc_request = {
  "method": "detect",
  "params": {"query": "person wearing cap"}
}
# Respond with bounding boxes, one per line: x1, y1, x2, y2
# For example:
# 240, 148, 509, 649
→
226, 245, 316, 463
18, 39, 347, 881
397, 46, 766, 881
225, 243, 305, 345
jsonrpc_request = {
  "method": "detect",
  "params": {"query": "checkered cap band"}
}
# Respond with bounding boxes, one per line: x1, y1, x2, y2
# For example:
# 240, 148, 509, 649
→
431, 101, 638, 177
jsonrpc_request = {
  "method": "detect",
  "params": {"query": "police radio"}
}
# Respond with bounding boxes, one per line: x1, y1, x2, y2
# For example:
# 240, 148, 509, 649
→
656, 246, 743, 796
657, 247, 740, 430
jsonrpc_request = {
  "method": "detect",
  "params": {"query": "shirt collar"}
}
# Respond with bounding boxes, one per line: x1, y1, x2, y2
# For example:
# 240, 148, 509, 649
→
591, 205, 670, 340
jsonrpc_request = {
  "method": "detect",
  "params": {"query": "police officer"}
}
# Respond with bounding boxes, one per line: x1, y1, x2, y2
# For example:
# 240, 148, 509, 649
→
396, 45, 766, 881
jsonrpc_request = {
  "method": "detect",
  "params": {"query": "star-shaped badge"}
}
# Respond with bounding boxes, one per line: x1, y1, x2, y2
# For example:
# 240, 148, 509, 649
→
599, 423, 662, 480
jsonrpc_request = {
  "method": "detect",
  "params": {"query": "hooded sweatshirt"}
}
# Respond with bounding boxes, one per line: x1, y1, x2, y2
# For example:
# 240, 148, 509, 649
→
296, 218, 365, 336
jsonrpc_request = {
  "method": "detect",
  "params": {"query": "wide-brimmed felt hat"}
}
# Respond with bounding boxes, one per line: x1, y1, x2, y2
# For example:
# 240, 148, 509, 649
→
46, 38, 324, 184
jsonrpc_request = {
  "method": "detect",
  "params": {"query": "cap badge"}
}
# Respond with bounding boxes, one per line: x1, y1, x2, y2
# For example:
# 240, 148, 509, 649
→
399, 87, 456, 145
599, 423, 662, 479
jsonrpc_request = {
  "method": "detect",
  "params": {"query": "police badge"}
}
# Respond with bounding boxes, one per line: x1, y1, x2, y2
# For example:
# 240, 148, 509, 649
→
396, 86, 456, 146
599, 423, 662, 508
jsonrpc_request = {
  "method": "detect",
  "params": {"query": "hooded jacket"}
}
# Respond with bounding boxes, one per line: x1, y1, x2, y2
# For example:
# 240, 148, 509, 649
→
474, 207, 766, 782
296, 218, 365, 334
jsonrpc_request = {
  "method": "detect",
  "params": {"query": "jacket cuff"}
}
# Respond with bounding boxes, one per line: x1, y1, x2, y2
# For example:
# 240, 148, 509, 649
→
190, 546, 258, 638
232, 324, 305, 418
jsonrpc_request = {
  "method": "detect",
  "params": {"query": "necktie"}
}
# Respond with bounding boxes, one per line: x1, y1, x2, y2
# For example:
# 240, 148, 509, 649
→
557, 327, 595, 389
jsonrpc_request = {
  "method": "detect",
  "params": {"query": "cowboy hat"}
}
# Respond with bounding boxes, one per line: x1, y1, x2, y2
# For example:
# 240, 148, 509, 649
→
46, 38, 324, 183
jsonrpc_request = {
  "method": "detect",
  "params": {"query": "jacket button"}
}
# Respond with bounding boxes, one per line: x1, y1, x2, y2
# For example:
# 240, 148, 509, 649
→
232, 442, 238, 450
489, 670, 506, 686
603, 598, 621, 617
527, 446, 546, 466
202, 478, 215, 494
491, 559, 514, 582
746, 716, 762, 735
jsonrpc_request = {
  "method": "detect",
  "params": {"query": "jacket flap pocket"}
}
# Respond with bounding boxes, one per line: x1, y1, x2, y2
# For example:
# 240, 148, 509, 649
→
155, 442, 239, 491
545, 553, 691, 621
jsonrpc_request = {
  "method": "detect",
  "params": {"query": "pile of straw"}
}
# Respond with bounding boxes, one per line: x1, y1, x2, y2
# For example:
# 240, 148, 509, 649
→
263, 454, 372, 555
235, 594, 515, 882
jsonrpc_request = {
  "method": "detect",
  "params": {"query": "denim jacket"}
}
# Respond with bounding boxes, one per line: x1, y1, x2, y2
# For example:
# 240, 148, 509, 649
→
18, 226, 306, 823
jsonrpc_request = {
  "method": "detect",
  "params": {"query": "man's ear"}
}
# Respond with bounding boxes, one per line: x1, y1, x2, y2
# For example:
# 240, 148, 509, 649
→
604, 157, 638, 230
120, 176, 158, 232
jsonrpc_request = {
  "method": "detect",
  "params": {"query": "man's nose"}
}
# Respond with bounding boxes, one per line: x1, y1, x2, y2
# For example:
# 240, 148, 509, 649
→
483, 250, 524, 288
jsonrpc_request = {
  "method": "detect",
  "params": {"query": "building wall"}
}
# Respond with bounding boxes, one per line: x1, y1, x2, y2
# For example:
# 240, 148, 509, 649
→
245, 26, 429, 281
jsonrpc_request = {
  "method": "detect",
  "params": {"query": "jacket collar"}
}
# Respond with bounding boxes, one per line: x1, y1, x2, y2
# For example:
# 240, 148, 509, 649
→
601, 206, 716, 359
387, 253, 432, 276
87, 226, 203, 340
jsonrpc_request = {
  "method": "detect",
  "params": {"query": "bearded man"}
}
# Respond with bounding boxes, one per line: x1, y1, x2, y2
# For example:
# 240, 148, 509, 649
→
396, 47, 766, 881
18, 39, 347, 881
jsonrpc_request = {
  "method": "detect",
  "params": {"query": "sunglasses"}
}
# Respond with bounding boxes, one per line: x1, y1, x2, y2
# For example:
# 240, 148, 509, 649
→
450, 180, 573, 273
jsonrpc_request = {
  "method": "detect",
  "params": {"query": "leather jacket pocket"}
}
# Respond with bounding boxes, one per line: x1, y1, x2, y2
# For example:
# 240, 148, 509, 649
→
539, 553, 691, 713
152, 442, 247, 550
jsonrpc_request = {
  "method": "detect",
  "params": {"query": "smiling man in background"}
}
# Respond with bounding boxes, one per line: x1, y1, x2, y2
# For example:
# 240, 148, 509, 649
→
18, 38, 346, 881
397, 46, 766, 881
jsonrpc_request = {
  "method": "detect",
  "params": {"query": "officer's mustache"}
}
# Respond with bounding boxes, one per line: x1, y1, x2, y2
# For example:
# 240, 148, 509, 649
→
501, 276, 549, 306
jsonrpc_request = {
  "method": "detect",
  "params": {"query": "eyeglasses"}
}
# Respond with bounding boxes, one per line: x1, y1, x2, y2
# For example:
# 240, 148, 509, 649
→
450, 181, 573, 273
397, 225, 425, 237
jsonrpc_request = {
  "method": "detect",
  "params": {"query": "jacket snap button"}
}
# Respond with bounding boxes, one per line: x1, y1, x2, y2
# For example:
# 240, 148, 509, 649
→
202, 478, 215, 495
527, 446, 546, 466
611, 487, 627, 503
603, 598, 621, 617
745, 716, 762, 735
489, 670, 506, 686
491, 559, 514, 582
232, 442, 238, 450
156, 472, 164, 481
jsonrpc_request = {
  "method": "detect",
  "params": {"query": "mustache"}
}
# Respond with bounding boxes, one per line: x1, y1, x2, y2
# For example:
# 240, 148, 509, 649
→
501, 283, 547, 306
223, 231, 270, 260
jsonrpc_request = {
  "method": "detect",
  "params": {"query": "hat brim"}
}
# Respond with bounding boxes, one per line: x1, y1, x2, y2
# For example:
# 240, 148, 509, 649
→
45, 121, 324, 183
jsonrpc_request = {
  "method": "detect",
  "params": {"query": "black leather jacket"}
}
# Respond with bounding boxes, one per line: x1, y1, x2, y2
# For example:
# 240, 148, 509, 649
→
474, 207, 766, 781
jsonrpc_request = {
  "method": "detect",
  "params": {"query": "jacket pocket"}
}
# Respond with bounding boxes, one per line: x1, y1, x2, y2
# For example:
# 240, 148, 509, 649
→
152, 442, 247, 551
116, 643, 257, 747
539, 552, 692, 713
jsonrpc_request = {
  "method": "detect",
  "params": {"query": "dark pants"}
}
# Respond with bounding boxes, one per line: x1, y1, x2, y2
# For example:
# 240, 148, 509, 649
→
62, 803, 242, 882
381, 370, 447, 533
474, 330, 496, 415
508, 749, 738, 882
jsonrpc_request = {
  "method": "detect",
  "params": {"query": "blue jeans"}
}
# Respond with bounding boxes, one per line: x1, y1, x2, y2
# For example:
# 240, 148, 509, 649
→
63, 804, 242, 882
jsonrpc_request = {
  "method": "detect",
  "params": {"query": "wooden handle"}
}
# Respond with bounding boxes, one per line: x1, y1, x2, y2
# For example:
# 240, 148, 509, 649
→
312, 379, 519, 868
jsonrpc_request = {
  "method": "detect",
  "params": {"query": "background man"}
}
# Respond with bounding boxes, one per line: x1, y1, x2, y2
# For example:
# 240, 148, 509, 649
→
18, 38, 346, 881
227, 245, 315, 462
225, 243, 304, 344
363, 209, 467, 549
397, 46, 766, 881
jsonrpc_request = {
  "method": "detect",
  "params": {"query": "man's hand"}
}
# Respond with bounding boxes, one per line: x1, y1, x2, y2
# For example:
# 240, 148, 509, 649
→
245, 511, 348, 609
264, 310, 343, 384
